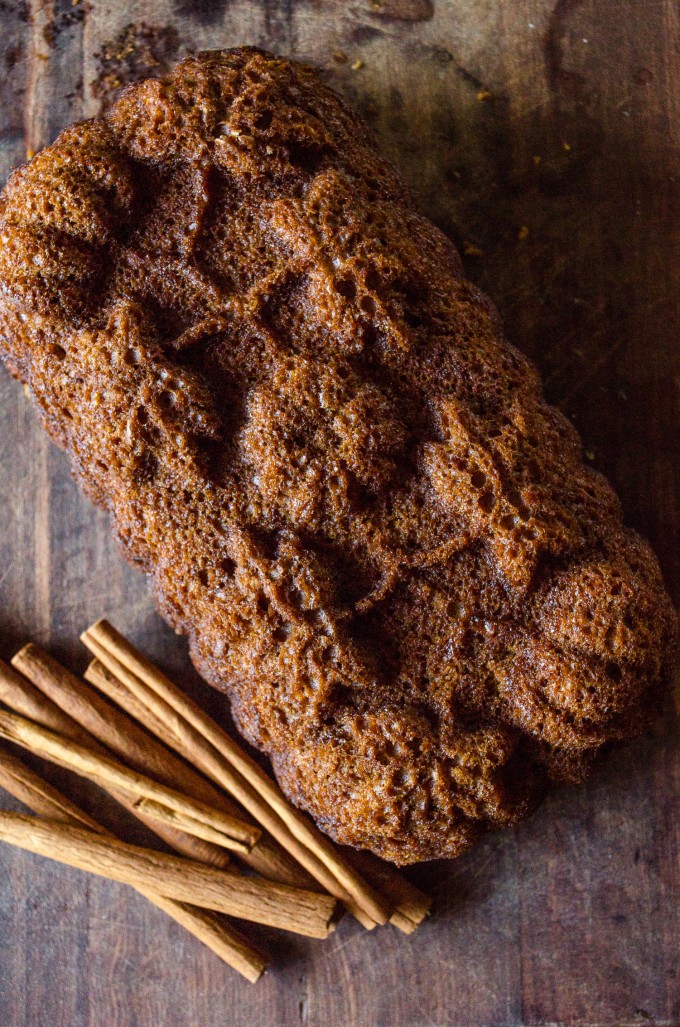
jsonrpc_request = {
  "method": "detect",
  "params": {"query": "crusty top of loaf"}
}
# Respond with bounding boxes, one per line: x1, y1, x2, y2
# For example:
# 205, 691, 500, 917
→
0, 48, 676, 863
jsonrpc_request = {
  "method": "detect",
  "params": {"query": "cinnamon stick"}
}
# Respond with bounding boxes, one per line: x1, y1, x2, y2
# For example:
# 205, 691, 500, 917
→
0, 658, 232, 869
0, 746, 267, 981
0, 707, 260, 852
17, 646, 308, 887
0, 745, 101, 831
82, 633, 383, 929
0, 813, 338, 938
0, 659, 94, 746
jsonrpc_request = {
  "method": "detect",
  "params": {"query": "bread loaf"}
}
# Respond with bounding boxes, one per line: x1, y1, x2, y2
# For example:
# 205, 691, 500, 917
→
0, 48, 675, 863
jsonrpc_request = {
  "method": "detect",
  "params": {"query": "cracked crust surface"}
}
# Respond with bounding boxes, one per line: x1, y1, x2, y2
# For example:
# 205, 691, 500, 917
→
0, 48, 676, 864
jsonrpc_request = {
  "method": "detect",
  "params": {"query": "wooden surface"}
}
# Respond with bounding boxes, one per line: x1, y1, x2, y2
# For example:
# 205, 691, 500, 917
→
0, 1, 679, 1024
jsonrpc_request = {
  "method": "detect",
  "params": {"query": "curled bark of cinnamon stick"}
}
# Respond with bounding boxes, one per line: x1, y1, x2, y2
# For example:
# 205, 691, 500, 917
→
133, 797, 255, 850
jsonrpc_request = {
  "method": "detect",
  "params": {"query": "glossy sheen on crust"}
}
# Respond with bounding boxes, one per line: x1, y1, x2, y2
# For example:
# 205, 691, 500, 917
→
0, 49, 676, 864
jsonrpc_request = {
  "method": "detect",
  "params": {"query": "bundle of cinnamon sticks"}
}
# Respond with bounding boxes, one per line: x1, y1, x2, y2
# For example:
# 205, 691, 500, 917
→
0, 619, 430, 982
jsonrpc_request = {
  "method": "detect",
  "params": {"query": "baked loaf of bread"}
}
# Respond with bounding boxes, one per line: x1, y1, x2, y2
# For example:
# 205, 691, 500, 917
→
0, 48, 676, 864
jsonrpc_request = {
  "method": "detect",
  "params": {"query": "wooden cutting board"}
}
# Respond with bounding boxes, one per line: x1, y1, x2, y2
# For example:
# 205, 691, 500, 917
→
0, 2, 678, 1024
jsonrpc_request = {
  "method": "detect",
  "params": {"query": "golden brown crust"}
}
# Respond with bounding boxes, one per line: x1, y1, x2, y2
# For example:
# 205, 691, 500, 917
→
0, 48, 676, 864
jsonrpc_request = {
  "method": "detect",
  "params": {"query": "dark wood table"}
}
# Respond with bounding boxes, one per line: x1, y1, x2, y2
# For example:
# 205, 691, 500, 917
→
0, 1, 678, 1024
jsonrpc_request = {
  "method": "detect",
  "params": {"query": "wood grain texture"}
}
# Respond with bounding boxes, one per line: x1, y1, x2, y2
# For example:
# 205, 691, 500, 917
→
0, 0, 678, 1024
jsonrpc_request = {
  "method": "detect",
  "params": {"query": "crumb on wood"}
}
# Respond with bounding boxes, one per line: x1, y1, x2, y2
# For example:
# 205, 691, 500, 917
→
91, 22, 184, 112
463, 240, 484, 257
40, 0, 87, 49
